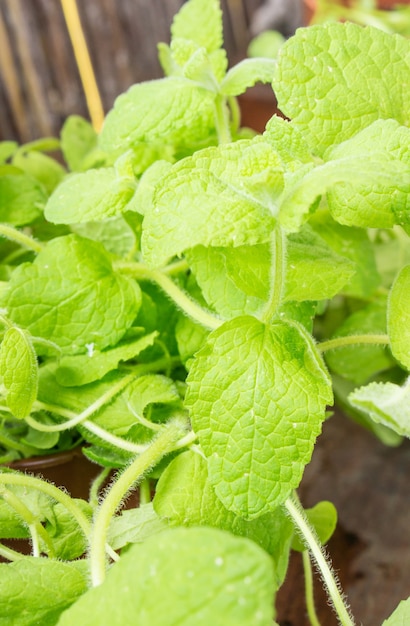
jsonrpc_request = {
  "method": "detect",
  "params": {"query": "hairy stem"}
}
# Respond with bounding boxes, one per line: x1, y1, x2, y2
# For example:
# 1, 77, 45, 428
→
318, 334, 390, 353
0, 472, 91, 541
90, 421, 186, 587
0, 541, 25, 561
302, 550, 322, 626
0, 223, 43, 253
284, 493, 355, 626
261, 226, 287, 324
115, 262, 222, 330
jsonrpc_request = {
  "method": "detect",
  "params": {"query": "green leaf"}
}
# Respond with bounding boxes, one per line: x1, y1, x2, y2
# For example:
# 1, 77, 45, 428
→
325, 302, 395, 385
273, 22, 410, 156
0, 478, 54, 539
309, 210, 380, 298
154, 450, 294, 587
349, 378, 410, 439
0, 166, 46, 226
70, 215, 137, 258
248, 31, 285, 60
278, 121, 410, 231
0, 326, 38, 419
382, 598, 410, 625
325, 120, 410, 229
285, 226, 355, 302
44, 166, 136, 224
388, 265, 410, 370
142, 139, 280, 267
185, 316, 332, 518
12, 150, 66, 195
55, 332, 158, 386
107, 503, 168, 550
221, 59, 277, 96
186, 246, 265, 318
99, 78, 217, 158
291, 501, 337, 552
0, 141, 17, 163
171, 0, 223, 53
0, 557, 88, 626
57, 527, 276, 626
4, 234, 141, 354
43, 500, 92, 560
60, 115, 103, 172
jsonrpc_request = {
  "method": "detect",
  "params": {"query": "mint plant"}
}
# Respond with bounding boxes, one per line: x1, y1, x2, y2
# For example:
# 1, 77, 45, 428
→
0, 0, 410, 624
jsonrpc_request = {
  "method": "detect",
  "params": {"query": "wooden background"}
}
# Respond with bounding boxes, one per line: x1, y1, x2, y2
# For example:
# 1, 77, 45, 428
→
0, 0, 293, 143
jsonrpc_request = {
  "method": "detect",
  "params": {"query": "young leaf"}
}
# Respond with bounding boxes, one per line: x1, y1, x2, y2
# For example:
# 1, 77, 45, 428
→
4, 234, 141, 354
291, 500, 337, 552
0, 326, 38, 419
185, 316, 332, 518
44, 166, 136, 224
0, 557, 88, 626
382, 598, 410, 625
12, 150, 66, 195
273, 22, 410, 156
349, 378, 410, 439
0, 141, 17, 163
171, 0, 223, 53
70, 215, 137, 258
142, 139, 280, 267
55, 332, 158, 386
154, 450, 294, 587
221, 58, 277, 96
99, 78, 217, 158
57, 527, 276, 626
388, 265, 410, 370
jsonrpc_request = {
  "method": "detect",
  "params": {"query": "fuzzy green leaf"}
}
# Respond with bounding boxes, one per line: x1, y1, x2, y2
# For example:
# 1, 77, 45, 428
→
349, 379, 410, 438
186, 316, 332, 518
4, 235, 141, 354
57, 527, 276, 626
0, 558, 88, 626
273, 22, 410, 156
0, 327, 38, 419
99, 78, 217, 158
221, 59, 277, 96
154, 450, 294, 587
12, 150, 66, 195
107, 503, 168, 550
171, 0, 223, 53
45, 167, 136, 224
142, 139, 280, 267
55, 332, 158, 386
388, 265, 410, 370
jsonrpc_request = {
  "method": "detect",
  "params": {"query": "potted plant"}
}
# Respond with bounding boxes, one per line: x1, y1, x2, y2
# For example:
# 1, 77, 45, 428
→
0, 0, 410, 623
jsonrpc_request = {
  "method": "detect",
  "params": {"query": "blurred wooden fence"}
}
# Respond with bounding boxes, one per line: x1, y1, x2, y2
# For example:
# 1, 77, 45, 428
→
0, 0, 272, 143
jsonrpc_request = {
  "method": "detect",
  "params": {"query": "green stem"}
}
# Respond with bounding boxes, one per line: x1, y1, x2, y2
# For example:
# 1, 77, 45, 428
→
115, 262, 222, 330
228, 95, 241, 134
302, 550, 322, 626
318, 334, 390, 353
0, 472, 91, 541
284, 493, 355, 626
27, 373, 136, 433
214, 94, 232, 144
89, 467, 111, 509
139, 479, 151, 505
0, 541, 25, 561
0, 224, 43, 253
0, 486, 56, 558
261, 227, 287, 324
90, 422, 185, 587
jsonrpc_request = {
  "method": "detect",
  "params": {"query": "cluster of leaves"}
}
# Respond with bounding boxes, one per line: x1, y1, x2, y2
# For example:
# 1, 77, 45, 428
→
0, 0, 410, 624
